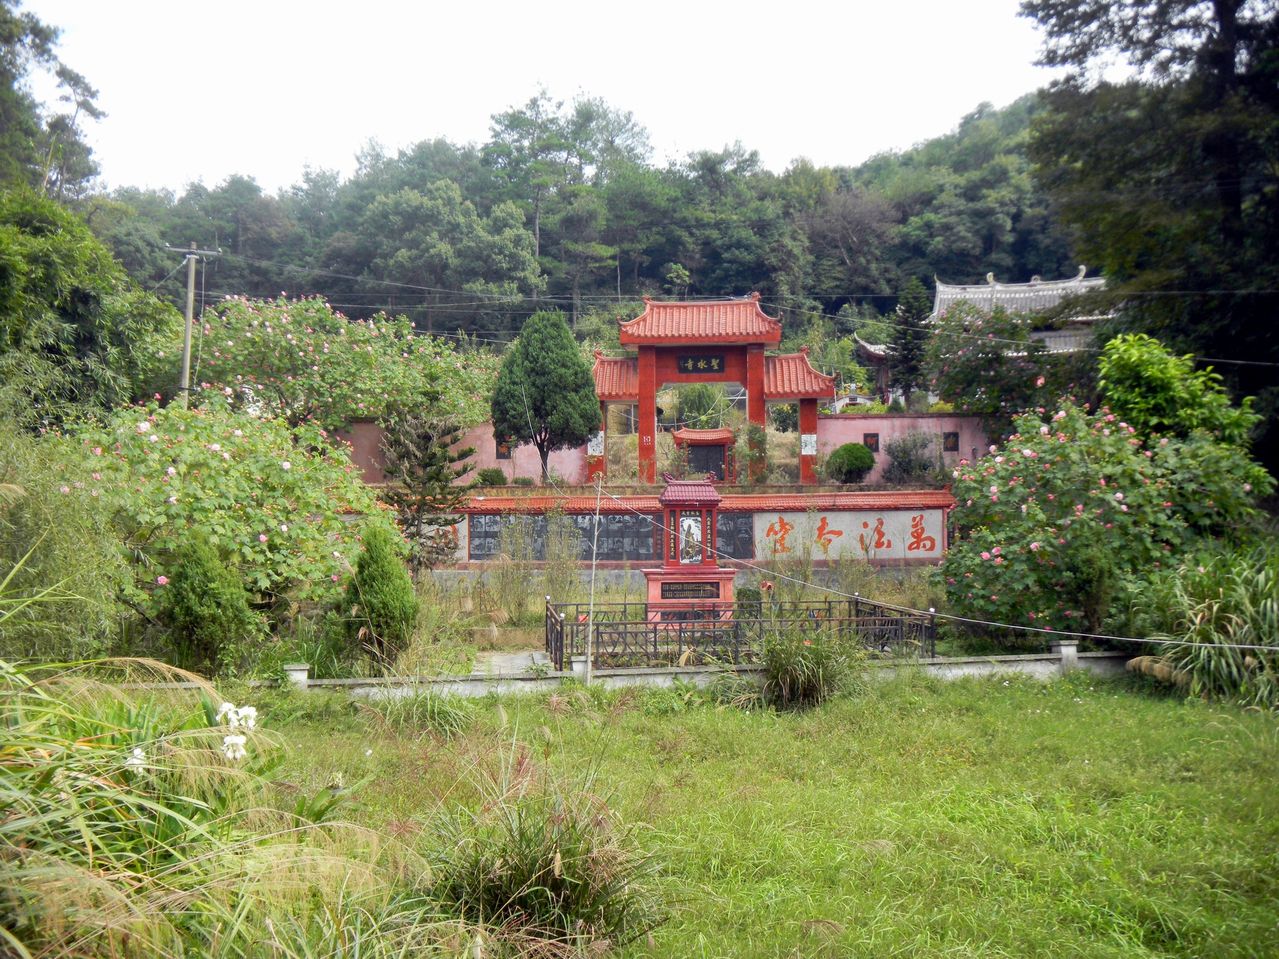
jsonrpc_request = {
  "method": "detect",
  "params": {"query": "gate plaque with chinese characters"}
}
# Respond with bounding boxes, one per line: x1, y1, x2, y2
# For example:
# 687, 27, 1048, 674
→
676, 354, 725, 374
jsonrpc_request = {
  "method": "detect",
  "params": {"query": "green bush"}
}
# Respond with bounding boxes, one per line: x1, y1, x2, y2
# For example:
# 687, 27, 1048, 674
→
344, 524, 419, 663
761, 624, 854, 710
512, 476, 536, 487
159, 537, 264, 675
882, 432, 944, 486
361, 690, 474, 738
825, 442, 876, 483
475, 467, 508, 486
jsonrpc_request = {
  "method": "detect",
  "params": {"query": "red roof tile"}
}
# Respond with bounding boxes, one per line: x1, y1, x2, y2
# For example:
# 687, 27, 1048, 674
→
462, 490, 955, 513
592, 352, 638, 401
619, 293, 782, 345
672, 428, 736, 445
658, 477, 722, 507
764, 350, 837, 399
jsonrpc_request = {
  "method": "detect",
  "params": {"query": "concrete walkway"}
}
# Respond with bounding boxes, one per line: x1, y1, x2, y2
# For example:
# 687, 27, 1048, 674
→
473, 650, 549, 676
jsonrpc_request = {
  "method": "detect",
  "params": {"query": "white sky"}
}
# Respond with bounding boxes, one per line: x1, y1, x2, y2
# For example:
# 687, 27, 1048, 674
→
23, 0, 1061, 195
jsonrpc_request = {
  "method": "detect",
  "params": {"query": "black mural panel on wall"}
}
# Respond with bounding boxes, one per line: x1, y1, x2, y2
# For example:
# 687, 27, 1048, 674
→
468, 514, 660, 562
715, 513, 755, 559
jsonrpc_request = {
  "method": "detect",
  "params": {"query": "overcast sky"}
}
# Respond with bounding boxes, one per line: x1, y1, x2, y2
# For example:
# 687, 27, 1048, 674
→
23, 0, 1061, 195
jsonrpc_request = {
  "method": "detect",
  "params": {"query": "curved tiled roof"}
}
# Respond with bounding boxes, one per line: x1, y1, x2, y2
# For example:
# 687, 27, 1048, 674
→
592, 350, 835, 401
933, 267, 1106, 318
659, 477, 722, 507
764, 350, 837, 399
619, 293, 782, 345
592, 352, 638, 401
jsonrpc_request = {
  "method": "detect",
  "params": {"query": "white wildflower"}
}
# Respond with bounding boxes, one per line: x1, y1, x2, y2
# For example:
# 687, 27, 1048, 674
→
222, 734, 248, 761
125, 746, 146, 769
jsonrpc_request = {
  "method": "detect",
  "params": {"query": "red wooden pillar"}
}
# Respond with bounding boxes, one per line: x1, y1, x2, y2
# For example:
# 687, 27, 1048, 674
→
638, 347, 657, 484
799, 398, 818, 484
746, 345, 766, 482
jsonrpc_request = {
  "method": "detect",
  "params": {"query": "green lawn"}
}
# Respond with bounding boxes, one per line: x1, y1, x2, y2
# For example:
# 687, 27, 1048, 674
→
268, 673, 1279, 958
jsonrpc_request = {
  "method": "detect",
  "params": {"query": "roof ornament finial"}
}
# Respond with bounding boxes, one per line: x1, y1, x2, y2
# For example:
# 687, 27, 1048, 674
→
1076, 265, 1087, 280
1030, 275, 1041, 285
985, 272, 996, 285
749, 291, 761, 301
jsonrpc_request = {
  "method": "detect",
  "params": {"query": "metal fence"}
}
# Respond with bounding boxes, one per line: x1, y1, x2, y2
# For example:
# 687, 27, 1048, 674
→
544, 597, 936, 670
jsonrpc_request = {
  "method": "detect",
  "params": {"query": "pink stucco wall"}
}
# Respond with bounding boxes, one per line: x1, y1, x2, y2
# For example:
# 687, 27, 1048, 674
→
455, 424, 589, 485
334, 420, 589, 486
816, 414, 989, 485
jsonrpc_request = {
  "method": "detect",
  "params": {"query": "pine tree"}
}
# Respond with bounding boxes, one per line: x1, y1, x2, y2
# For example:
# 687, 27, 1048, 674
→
890, 277, 931, 405
380, 411, 475, 575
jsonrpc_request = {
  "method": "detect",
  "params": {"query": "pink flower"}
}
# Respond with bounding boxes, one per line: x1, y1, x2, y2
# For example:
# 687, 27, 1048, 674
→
156, 575, 168, 586
980, 551, 991, 560
1114, 492, 1124, 501
91, 447, 102, 456
331, 574, 340, 582
258, 534, 268, 543
992, 546, 1002, 556
1030, 542, 1041, 551
281, 461, 291, 471
59, 485, 70, 494
1035, 376, 1045, 387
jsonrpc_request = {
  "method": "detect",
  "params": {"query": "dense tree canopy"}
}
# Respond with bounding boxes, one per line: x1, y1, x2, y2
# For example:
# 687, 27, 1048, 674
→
1022, 0, 1279, 466
0, 188, 181, 425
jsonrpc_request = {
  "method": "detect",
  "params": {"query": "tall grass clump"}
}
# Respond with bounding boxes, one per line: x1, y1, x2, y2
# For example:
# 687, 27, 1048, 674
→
490, 515, 537, 624
0, 657, 454, 957
0, 424, 131, 660
1139, 545, 1279, 708
761, 624, 857, 709
361, 690, 475, 738
429, 745, 663, 951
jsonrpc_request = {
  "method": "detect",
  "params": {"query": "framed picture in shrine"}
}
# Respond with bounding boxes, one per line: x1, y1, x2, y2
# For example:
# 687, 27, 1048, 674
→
863, 432, 880, 453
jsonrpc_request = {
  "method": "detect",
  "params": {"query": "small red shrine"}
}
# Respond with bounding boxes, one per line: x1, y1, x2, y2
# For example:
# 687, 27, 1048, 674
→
591, 294, 836, 484
644, 475, 737, 620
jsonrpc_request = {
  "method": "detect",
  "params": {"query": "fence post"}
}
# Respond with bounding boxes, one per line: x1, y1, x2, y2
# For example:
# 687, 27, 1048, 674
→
282, 663, 310, 692
1050, 639, 1079, 674
928, 607, 937, 658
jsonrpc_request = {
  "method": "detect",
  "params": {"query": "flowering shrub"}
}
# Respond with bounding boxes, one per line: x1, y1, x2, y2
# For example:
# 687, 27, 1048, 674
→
944, 401, 1273, 633
74, 398, 401, 605
945, 404, 1182, 632
195, 295, 498, 429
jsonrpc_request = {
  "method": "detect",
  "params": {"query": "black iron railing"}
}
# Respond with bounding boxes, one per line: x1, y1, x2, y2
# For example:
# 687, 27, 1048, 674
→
544, 597, 936, 670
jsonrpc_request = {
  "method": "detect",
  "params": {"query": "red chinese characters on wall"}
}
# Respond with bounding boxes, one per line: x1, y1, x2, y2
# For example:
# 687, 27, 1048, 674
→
906, 514, 936, 552
814, 516, 843, 551
858, 517, 893, 552
764, 514, 795, 553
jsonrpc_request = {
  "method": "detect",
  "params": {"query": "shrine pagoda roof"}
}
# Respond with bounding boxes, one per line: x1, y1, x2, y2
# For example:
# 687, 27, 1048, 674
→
671, 427, 736, 446
619, 293, 782, 346
592, 350, 835, 402
658, 476, 722, 508
932, 266, 1106, 318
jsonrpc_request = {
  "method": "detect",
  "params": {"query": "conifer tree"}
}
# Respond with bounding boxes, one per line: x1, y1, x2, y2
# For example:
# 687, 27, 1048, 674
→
490, 311, 598, 482
890, 277, 931, 405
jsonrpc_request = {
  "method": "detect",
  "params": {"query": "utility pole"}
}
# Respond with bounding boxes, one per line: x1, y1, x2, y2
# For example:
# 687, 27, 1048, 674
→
165, 243, 219, 407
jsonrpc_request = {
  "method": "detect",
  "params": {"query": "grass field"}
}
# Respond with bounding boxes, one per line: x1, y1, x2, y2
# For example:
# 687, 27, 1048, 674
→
262, 671, 1279, 958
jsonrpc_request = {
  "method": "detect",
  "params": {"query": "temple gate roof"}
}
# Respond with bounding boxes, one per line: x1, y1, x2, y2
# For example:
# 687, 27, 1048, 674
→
618, 292, 783, 346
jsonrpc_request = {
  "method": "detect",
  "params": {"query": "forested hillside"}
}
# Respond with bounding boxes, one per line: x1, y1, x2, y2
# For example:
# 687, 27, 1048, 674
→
71, 92, 1075, 340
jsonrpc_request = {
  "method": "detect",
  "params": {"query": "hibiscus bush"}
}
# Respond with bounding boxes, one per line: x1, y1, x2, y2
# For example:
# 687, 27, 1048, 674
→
194, 295, 498, 429
944, 400, 1273, 635
74, 398, 402, 609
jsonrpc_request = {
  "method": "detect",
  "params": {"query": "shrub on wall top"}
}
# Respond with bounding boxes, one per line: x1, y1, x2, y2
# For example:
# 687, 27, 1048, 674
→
825, 443, 875, 484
